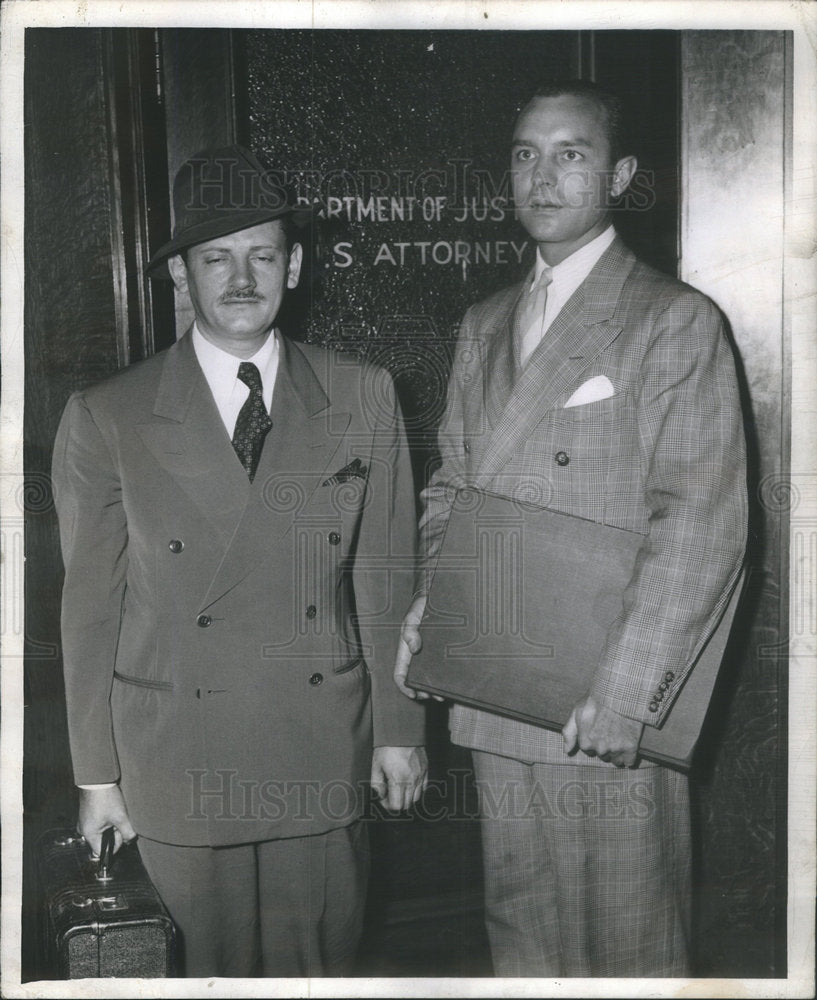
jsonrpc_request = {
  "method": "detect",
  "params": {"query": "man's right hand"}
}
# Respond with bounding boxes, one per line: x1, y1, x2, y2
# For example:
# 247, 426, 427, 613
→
78, 785, 136, 856
394, 594, 443, 701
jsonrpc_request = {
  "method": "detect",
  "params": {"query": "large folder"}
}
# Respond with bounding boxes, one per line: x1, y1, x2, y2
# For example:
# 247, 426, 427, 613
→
407, 488, 744, 771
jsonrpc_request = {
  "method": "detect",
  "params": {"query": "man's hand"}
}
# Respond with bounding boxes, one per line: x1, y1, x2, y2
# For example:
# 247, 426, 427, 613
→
370, 746, 428, 812
394, 595, 427, 698
394, 595, 444, 702
78, 785, 136, 856
562, 695, 644, 768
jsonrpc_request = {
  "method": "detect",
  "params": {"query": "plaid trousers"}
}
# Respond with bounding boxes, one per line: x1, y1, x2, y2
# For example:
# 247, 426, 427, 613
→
472, 751, 692, 977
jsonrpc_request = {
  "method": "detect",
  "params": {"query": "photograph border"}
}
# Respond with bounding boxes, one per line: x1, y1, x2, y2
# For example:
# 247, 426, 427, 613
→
2, 2, 815, 997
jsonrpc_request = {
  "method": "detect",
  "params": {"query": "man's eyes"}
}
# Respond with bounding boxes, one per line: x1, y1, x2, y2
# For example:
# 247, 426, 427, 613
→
202, 254, 277, 264
512, 148, 585, 163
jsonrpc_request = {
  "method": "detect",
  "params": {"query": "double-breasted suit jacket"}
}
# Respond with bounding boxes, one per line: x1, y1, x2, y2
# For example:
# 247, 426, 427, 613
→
53, 331, 423, 845
419, 237, 748, 764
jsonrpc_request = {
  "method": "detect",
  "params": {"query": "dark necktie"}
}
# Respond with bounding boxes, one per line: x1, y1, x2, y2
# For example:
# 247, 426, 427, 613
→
232, 362, 272, 482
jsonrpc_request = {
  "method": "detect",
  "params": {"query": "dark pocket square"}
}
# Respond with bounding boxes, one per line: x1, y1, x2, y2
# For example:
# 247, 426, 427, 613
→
322, 458, 368, 486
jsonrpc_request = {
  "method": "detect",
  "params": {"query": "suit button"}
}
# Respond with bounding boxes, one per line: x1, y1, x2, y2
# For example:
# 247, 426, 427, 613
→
648, 701, 659, 713
658, 681, 668, 692
555, 451, 570, 466
168, 539, 184, 553
463, 441, 470, 454
328, 532, 341, 546
305, 605, 317, 619
309, 673, 323, 686
197, 614, 212, 628
665, 671, 675, 681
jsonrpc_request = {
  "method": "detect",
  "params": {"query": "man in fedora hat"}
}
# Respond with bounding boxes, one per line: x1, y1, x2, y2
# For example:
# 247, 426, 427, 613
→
52, 145, 426, 977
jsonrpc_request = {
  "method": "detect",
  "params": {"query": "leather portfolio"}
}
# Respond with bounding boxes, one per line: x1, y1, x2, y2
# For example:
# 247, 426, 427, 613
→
407, 488, 743, 771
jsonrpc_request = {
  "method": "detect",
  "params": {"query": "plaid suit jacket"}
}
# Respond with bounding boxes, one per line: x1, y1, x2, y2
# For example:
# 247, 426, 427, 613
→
419, 237, 748, 765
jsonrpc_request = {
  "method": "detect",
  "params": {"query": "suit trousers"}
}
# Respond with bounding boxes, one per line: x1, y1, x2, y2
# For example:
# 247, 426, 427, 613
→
137, 821, 369, 978
471, 751, 692, 977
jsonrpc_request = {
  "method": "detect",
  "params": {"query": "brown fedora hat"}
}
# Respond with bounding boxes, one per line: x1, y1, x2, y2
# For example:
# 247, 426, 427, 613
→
147, 145, 310, 274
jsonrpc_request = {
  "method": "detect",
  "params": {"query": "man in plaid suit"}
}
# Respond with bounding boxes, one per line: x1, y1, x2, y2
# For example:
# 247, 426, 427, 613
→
395, 81, 747, 976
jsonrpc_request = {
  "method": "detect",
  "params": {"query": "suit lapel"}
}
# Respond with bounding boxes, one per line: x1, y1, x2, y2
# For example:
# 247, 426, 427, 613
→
199, 335, 350, 610
483, 284, 523, 430
251, 335, 351, 506
461, 283, 523, 471
135, 332, 250, 535
475, 238, 636, 487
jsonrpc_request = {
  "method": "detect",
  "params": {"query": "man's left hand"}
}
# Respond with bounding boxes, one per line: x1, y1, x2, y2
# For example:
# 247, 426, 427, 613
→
562, 695, 643, 768
370, 746, 428, 812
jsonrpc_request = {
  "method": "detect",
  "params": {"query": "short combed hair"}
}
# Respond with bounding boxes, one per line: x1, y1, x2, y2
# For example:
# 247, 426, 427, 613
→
525, 79, 629, 163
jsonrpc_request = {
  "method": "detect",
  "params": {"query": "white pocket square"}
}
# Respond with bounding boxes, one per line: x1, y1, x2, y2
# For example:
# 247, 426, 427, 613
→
564, 375, 615, 408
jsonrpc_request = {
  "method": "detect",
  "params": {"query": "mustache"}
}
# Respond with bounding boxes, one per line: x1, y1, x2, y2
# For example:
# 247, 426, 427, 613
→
220, 289, 265, 303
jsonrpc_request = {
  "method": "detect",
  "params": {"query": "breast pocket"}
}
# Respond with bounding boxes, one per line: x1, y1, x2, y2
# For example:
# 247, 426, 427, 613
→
522, 392, 636, 522
560, 387, 630, 418
321, 477, 369, 518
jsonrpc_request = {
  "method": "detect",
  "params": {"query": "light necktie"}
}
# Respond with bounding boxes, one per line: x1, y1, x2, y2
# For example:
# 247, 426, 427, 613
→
231, 362, 272, 482
514, 266, 553, 373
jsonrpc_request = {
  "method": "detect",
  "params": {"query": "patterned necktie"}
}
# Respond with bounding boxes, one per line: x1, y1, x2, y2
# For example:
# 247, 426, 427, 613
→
513, 266, 553, 374
231, 362, 272, 482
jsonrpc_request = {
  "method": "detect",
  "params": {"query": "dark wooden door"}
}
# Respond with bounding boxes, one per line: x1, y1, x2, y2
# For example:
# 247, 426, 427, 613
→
22, 27, 174, 981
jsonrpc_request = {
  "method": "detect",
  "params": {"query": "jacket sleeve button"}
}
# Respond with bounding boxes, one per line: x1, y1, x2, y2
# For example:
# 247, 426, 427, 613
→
305, 605, 317, 619
648, 701, 659, 713
665, 671, 675, 681
555, 451, 570, 466
309, 672, 324, 686
168, 539, 184, 553
328, 532, 341, 546
197, 614, 212, 628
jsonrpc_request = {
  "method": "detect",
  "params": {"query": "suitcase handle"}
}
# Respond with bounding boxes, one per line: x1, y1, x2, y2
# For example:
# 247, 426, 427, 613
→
95, 827, 115, 882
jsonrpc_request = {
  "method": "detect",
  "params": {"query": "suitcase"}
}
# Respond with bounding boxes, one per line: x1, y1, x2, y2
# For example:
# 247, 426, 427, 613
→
38, 827, 175, 978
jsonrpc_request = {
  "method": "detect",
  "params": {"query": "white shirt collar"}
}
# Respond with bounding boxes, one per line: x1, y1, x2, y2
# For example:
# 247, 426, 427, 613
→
192, 324, 279, 436
534, 224, 617, 290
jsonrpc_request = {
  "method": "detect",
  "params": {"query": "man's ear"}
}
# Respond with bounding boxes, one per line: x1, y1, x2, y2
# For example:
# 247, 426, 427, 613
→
610, 155, 637, 198
286, 243, 303, 290
167, 254, 188, 292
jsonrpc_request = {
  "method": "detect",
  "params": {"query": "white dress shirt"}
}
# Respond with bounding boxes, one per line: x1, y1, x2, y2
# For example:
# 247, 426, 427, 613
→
79, 325, 280, 792
192, 324, 279, 437
519, 225, 617, 368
